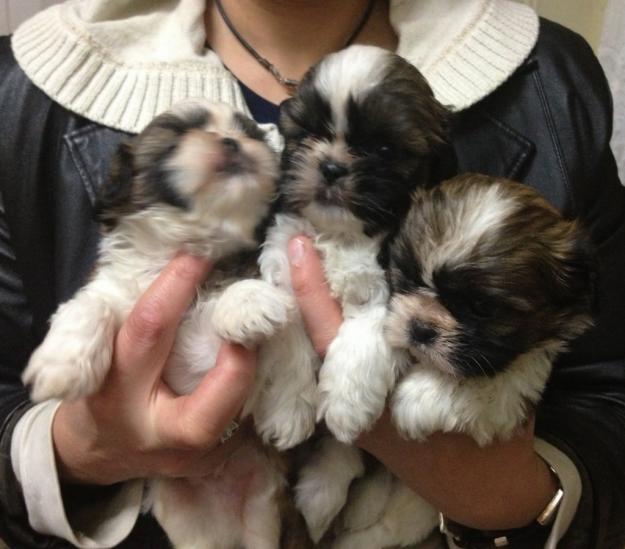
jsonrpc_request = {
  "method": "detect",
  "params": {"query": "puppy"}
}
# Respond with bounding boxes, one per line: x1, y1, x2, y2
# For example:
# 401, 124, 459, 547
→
214, 44, 454, 543
22, 100, 302, 549
333, 174, 595, 548
388, 174, 594, 444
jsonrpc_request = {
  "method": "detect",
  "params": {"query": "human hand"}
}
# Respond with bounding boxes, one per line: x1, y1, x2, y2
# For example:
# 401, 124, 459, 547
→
52, 254, 257, 485
288, 236, 558, 530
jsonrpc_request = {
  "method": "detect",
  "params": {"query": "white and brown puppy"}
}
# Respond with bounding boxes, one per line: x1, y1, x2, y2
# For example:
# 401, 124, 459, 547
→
214, 44, 454, 543
388, 174, 595, 445
330, 174, 596, 549
22, 100, 300, 549
253, 43, 451, 444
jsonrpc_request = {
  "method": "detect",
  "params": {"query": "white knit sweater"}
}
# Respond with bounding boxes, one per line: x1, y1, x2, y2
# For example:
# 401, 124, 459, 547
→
12, 0, 539, 134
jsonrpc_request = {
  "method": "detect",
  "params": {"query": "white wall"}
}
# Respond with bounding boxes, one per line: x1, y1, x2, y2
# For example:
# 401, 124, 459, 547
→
517, 0, 608, 50
1, 0, 59, 34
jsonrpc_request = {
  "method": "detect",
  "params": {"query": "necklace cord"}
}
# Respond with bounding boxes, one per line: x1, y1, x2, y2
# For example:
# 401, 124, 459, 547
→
212, 0, 376, 92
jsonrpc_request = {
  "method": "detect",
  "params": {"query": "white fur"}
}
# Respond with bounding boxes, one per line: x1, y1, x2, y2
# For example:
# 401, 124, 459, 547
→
212, 279, 296, 348
295, 437, 365, 543
392, 347, 554, 446
149, 446, 284, 549
420, 184, 518, 283
340, 467, 394, 532
236, 214, 320, 450
23, 285, 120, 401
249, 213, 399, 447
333, 479, 438, 549
239, 212, 399, 543
317, 303, 399, 442
206, 203, 399, 543
315, 45, 391, 134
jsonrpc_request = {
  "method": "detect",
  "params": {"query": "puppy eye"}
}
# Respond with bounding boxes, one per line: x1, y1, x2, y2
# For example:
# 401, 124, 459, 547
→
377, 145, 394, 159
469, 299, 497, 318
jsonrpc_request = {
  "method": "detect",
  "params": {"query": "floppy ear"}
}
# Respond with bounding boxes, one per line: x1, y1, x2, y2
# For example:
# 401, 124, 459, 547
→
542, 222, 597, 340
555, 227, 598, 309
277, 97, 300, 136
428, 141, 458, 187
94, 140, 135, 228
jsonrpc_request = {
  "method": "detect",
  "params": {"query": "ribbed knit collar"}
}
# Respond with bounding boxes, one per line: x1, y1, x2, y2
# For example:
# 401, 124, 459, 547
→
12, 0, 538, 135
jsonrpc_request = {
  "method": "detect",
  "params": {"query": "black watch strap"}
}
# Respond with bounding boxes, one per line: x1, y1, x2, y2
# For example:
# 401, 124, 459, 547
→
440, 466, 564, 549
442, 516, 553, 548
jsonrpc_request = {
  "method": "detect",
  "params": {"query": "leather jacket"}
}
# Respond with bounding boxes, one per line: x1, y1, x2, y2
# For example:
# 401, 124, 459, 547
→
1, 18, 624, 548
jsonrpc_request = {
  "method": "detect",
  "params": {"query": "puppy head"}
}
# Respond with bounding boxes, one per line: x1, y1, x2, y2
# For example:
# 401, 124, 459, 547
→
278, 45, 454, 236
96, 100, 278, 247
386, 174, 595, 378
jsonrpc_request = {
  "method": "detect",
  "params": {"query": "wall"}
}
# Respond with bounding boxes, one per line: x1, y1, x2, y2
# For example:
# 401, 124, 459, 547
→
0, 0, 58, 35
517, 0, 608, 50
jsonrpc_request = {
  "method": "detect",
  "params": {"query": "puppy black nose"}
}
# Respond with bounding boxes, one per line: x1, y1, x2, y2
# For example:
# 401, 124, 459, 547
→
320, 160, 348, 184
409, 321, 437, 345
221, 137, 240, 153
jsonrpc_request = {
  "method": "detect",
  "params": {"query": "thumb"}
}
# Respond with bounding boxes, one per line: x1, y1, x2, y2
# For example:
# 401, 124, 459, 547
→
288, 236, 343, 357
114, 253, 212, 384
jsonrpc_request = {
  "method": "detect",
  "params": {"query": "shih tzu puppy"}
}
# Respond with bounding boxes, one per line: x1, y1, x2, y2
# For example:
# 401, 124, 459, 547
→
215, 44, 454, 543
329, 174, 595, 548
387, 174, 595, 445
22, 100, 305, 549
23, 100, 279, 402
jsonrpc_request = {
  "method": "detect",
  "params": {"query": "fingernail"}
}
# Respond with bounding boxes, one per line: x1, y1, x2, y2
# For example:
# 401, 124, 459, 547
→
174, 252, 212, 278
288, 237, 306, 267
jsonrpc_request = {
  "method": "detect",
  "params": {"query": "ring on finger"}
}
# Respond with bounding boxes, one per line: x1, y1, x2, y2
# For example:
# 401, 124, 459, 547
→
219, 420, 240, 443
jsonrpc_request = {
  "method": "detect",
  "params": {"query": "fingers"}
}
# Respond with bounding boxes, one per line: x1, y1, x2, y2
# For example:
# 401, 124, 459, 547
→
114, 253, 211, 381
175, 420, 259, 479
288, 236, 343, 357
156, 343, 257, 449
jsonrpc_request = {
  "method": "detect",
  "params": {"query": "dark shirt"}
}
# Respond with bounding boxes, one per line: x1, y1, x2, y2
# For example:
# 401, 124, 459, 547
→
238, 78, 281, 125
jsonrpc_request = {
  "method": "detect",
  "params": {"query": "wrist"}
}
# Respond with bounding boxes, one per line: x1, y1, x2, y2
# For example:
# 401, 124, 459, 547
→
441, 451, 559, 530
441, 461, 564, 548
359, 414, 558, 530
52, 400, 133, 485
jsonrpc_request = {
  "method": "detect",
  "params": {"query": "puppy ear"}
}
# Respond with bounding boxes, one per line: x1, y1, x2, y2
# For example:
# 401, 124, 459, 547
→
278, 98, 298, 135
233, 112, 268, 142
545, 223, 597, 338
94, 140, 135, 229
278, 97, 309, 160
428, 141, 458, 186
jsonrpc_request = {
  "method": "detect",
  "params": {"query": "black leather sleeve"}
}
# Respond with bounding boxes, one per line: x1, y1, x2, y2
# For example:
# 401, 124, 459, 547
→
0, 35, 52, 547
531, 21, 625, 549
453, 19, 625, 548
0, 36, 166, 548
0, 193, 41, 546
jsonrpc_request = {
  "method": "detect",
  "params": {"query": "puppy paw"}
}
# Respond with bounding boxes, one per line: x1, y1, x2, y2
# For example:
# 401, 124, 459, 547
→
317, 387, 383, 444
213, 280, 295, 346
255, 395, 316, 450
390, 387, 429, 441
295, 438, 365, 543
296, 481, 346, 543
24, 356, 99, 402
316, 313, 396, 443
316, 351, 387, 443
391, 374, 440, 441
23, 303, 116, 402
